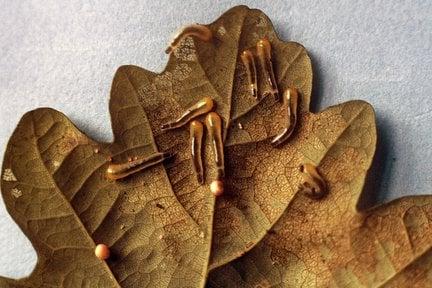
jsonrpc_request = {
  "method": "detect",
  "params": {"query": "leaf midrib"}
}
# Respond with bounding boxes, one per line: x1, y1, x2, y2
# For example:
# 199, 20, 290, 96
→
121, 68, 215, 288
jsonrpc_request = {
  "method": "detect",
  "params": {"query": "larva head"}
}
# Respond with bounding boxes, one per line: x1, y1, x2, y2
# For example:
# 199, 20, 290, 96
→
205, 111, 222, 129
199, 96, 215, 112
300, 163, 317, 176
241, 50, 254, 64
257, 38, 272, 59
190, 119, 204, 133
106, 166, 118, 180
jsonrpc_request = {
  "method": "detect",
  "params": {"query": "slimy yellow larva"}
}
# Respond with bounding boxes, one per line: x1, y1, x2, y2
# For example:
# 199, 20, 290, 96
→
165, 24, 212, 54
161, 96, 214, 131
106, 152, 173, 180
241, 49, 259, 99
190, 120, 205, 185
271, 87, 299, 147
299, 163, 327, 199
257, 38, 279, 100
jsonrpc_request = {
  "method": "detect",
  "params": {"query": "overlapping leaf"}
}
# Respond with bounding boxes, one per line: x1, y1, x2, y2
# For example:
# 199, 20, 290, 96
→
1, 5, 431, 288
209, 103, 432, 287
107, 5, 313, 270
0, 103, 214, 287
0, 5, 312, 287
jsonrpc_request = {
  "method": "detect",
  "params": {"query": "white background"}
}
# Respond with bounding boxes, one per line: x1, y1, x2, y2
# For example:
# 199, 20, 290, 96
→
0, 0, 431, 278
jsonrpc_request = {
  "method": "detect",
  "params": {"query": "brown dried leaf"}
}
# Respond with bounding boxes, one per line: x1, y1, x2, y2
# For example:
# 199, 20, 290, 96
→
112, 5, 313, 270
0, 103, 215, 287
209, 102, 432, 287
4, 5, 427, 288
0, 5, 312, 287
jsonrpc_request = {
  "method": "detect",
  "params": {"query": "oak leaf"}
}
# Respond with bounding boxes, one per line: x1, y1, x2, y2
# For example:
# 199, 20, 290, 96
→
209, 103, 432, 287
0, 5, 312, 287
1, 5, 429, 288
117, 5, 314, 271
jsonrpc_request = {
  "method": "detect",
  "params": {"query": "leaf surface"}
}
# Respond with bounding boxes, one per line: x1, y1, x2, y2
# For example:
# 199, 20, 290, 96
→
113, 5, 313, 270
2, 5, 429, 288
208, 102, 432, 287
1, 97, 214, 287
0, 5, 312, 287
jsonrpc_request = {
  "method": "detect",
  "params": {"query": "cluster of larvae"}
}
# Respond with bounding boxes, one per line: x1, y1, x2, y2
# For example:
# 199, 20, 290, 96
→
98, 23, 330, 262
106, 96, 224, 196
238, 31, 327, 198
161, 97, 225, 196
241, 38, 279, 101
105, 24, 327, 202
240, 38, 300, 147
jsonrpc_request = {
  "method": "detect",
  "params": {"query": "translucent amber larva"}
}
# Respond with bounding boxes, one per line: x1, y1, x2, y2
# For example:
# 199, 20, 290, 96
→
257, 38, 279, 100
165, 24, 213, 54
161, 97, 214, 131
205, 112, 224, 180
190, 120, 204, 184
205, 112, 225, 196
106, 152, 173, 180
271, 88, 299, 147
299, 163, 327, 199
241, 50, 258, 99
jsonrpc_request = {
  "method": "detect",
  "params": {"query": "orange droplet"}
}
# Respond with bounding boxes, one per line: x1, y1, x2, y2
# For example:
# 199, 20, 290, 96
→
95, 244, 110, 260
210, 180, 224, 196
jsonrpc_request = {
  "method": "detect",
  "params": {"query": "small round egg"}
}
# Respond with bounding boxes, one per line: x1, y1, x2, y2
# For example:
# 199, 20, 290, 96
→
95, 244, 110, 260
210, 180, 224, 196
